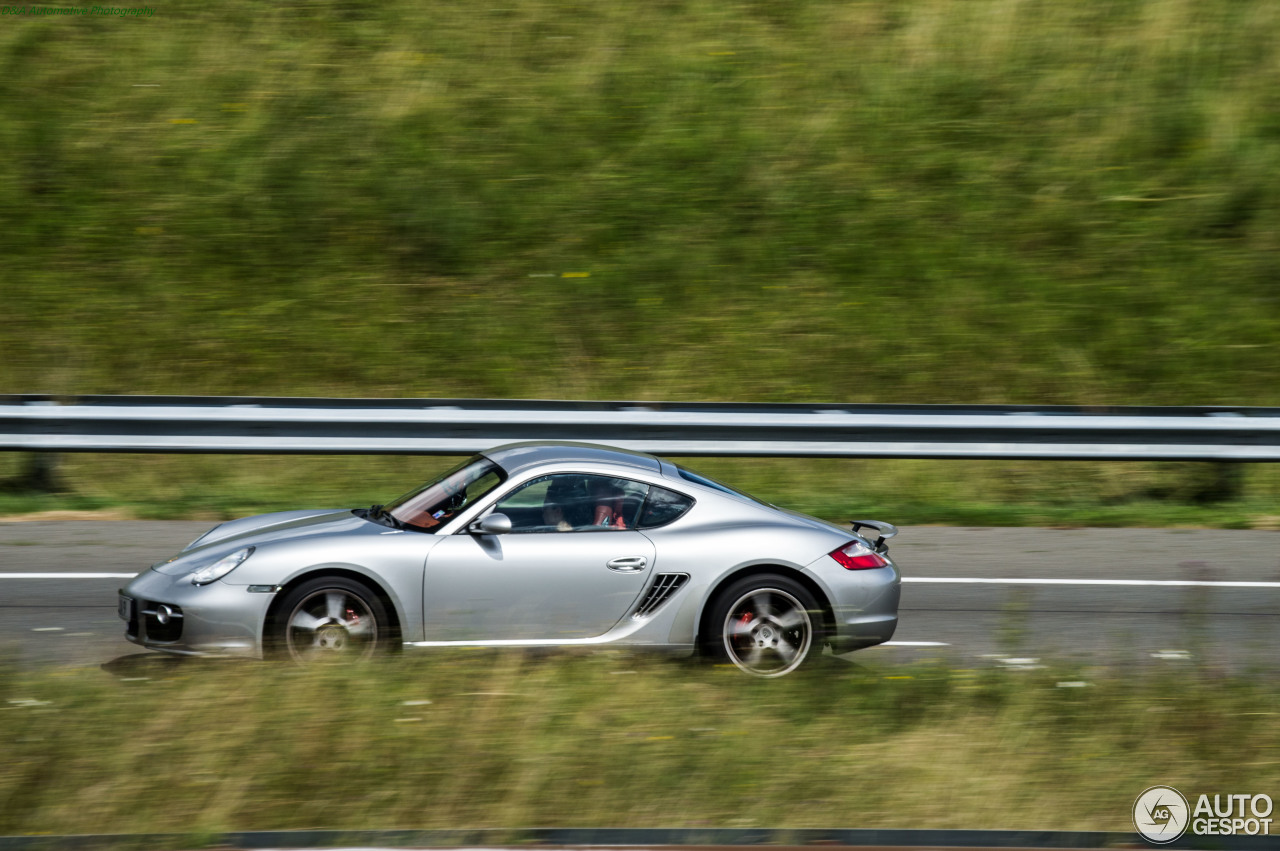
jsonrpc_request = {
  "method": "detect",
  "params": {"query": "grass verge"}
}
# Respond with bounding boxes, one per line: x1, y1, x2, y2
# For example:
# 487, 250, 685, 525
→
2, 652, 1277, 835
1, 453, 1277, 529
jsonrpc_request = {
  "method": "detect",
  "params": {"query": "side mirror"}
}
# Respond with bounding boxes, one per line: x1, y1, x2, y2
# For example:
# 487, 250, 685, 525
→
468, 513, 512, 535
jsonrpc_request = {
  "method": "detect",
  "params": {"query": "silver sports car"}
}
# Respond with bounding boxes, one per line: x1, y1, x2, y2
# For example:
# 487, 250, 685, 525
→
120, 442, 901, 676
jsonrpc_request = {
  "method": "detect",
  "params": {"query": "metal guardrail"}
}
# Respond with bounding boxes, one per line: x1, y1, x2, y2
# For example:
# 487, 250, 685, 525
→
1, 395, 1279, 461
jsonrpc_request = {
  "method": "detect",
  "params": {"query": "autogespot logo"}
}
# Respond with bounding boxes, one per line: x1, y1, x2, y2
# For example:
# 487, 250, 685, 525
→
1134, 785, 1275, 843
1134, 786, 1189, 844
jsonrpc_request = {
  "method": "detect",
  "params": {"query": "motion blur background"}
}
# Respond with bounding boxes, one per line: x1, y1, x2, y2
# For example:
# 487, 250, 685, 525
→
3, 0, 1279, 519
3, 2, 1280, 836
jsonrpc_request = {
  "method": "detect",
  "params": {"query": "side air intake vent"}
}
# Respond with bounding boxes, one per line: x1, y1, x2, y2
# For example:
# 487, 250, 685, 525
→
632, 573, 690, 619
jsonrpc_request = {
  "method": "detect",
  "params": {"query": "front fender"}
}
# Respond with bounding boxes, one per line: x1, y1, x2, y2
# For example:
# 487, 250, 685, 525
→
223, 531, 441, 644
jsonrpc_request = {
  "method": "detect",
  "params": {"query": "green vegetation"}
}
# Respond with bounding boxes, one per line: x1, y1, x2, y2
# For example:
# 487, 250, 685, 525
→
2, 452, 1279, 529
2, 652, 1278, 834
3, 0, 1280, 524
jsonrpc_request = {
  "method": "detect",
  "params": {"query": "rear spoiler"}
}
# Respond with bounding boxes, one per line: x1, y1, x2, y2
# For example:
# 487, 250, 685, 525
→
849, 519, 898, 553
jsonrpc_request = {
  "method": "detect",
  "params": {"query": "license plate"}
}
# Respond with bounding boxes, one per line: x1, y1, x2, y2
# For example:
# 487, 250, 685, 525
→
118, 594, 134, 621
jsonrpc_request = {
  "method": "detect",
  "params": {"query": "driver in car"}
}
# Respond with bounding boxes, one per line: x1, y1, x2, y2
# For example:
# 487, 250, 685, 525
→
542, 479, 582, 531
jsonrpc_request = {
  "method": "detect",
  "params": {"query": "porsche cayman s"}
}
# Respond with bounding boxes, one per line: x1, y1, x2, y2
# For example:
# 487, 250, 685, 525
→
120, 442, 900, 676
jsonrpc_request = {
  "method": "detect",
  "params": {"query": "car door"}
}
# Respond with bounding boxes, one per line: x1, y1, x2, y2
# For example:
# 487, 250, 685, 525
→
421, 474, 655, 641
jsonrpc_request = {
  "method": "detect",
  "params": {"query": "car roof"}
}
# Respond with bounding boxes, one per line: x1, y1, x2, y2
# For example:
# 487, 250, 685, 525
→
481, 441, 663, 476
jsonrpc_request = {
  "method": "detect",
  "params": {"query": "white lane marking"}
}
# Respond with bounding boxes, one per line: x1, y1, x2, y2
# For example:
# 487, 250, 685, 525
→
905, 577, 1280, 588
1152, 649, 1193, 660
880, 641, 950, 647
989, 655, 1041, 669
0, 573, 137, 579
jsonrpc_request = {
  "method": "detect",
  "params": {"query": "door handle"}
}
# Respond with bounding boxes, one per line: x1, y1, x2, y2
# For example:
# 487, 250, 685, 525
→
606, 556, 648, 572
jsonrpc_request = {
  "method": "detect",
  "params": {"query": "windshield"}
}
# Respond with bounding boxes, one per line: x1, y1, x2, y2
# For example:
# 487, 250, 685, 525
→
384, 456, 506, 532
676, 465, 769, 506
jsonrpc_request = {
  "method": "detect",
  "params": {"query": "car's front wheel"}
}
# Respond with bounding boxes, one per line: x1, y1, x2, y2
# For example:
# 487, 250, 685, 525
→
706, 573, 822, 677
270, 576, 390, 663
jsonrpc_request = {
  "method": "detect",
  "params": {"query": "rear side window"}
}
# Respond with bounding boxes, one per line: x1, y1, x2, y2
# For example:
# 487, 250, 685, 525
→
637, 486, 694, 529
676, 466, 766, 505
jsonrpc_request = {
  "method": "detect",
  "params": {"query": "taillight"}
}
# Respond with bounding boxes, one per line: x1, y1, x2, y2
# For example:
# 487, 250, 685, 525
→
829, 540, 889, 570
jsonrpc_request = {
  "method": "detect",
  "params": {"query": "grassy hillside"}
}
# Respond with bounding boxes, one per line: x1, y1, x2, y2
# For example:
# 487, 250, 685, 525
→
2, 0, 1279, 522
4, 0, 1279, 402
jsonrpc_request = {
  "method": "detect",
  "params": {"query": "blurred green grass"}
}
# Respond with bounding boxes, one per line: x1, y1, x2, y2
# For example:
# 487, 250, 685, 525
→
3, 0, 1278, 402
2, 452, 1278, 528
2, 652, 1278, 834
3, 0, 1279, 524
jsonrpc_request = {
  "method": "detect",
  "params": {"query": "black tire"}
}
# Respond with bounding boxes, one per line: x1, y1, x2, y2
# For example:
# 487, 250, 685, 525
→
704, 573, 823, 677
269, 576, 391, 663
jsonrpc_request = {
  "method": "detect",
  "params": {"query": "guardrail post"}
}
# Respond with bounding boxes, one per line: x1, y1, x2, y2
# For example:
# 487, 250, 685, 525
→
1207, 461, 1243, 503
16, 400, 63, 493
1173, 461, 1244, 503
18, 452, 62, 493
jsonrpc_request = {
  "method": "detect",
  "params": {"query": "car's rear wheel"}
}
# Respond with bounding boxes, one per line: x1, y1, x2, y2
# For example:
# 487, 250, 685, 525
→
271, 576, 389, 663
706, 574, 822, 677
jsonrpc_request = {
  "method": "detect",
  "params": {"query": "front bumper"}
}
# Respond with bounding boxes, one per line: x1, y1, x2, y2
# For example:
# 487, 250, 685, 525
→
120, 568, 275, 658
804, 555, 901, 652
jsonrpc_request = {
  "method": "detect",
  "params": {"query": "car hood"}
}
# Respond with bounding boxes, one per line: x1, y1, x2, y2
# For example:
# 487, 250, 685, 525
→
153, 509, 363, 574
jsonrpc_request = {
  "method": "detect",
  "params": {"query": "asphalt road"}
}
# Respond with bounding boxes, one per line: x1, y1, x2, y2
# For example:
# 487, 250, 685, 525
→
1, 521, 1277, 671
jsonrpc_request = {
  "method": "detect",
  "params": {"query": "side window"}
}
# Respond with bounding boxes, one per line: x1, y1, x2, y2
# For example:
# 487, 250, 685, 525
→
493, 474, 649, 532
584, 476, 648, 530
637, 486, 694, 529
492, 476, 561, 532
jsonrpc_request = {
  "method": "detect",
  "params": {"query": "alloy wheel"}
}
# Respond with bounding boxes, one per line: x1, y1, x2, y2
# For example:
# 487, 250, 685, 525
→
285, 588, 380, 663
721, 587, 812, 677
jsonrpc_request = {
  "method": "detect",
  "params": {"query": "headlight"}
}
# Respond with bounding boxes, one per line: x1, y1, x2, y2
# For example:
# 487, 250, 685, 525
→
190, 547, 254, 586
